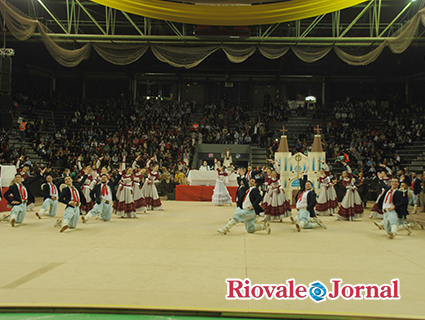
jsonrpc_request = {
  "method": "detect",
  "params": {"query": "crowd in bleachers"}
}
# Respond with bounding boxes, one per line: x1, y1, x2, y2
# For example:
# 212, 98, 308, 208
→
3, 90, 425, 199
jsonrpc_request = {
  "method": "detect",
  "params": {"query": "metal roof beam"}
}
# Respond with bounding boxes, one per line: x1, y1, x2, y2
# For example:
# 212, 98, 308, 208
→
379, 1, 413, 37
121, 11, 144, 36
36, 0, 69, 34
262, 23, 280, 38
300, 14, 326, 38
75, 0, 106, 35
165, 21, 182, 37
20, 33, 425, 45
339, 0, 374, 38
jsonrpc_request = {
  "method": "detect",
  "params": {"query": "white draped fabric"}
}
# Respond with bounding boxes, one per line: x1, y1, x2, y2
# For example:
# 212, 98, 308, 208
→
1, 1, 425, 68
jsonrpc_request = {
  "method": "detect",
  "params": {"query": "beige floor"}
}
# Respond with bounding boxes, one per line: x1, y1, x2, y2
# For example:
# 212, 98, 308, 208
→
1, 199, 425, 319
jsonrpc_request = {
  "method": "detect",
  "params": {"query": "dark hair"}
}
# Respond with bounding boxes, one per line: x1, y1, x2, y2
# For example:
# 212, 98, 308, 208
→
14, 173, 22, 177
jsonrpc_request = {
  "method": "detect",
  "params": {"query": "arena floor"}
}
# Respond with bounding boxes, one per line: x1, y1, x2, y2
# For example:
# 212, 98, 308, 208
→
1, 199, 424, 320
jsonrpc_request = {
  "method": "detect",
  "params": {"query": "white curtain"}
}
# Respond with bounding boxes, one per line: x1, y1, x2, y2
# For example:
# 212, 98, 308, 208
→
151, 44, 220, 68
1, 0, 425, 69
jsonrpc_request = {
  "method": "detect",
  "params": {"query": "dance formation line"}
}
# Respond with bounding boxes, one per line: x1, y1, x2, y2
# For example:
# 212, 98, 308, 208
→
213, 159, 411, 239
2, 155, 163, 232
2, 156, 412, 239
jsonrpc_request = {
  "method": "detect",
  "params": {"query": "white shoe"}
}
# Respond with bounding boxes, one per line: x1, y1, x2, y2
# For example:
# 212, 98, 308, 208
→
374, 221, 382, 230
295, 223, 301, 232
217, 219, 236, 235
53, 219, 62, 228
264, 222, 271, 234
312, 217, 322, 224
317, 222, 327, 229
389, 225, 397, 239
406, 224, 412, 236
217, 227, 228, 235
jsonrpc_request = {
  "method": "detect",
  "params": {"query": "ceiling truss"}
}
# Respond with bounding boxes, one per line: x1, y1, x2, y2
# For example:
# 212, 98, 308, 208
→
4, 0, 425, 46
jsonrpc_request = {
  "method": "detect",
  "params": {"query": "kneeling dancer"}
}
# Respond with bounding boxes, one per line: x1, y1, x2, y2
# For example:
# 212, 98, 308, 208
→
217, 178, 270, 235
83, 174, 117, 223
294, 169, 326, 231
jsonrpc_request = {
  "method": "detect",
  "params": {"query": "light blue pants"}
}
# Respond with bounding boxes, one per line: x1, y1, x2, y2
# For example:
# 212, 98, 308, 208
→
232, 207, 257, 233
41, 198, 58, 217
88, 202, 112, 221
383, 210, 398, 234
63, 206, 81, 229
409, 193, 418, 206
398, 218, 409, 226
10, 203, 27, 224
297, 209, 313, 229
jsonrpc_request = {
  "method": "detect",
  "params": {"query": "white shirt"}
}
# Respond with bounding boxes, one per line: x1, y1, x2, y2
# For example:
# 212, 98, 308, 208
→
16, 183, 28, 201
242, 187, 255, 210
100, 183, 112, 202
296, 190, 310, 209
383, 188, 395, 210
48, 183, 58, 197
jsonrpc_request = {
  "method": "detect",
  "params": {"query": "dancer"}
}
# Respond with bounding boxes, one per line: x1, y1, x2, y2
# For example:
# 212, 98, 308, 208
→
212, 159, 233, 206
374, 181, 412, 235
411, 172, 422, 214
16, 157, 35, 211
235, 167, 248, 205
369, 165, 392, 219
261, 159, 291, 222
57, 170, 88, 232
293, 168, 326, 231
141, 156, 163, 210
83, 173, 117, 223
36, 172, 60, 218
2, 167, 45, 227
217, 178, 270, 235
376, 178, 407, 239
315, 160, 338, 216
356, 171, 368, 209
114, 157, 137, 218
336, 162, 364, 221
132, 156, 147, 213
77, 156, 95, 215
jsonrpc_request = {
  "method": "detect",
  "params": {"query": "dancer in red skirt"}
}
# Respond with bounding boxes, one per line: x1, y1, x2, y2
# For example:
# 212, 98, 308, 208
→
336, 162, 364, 221
261, 159, 291, 222
316, 160, 338, 216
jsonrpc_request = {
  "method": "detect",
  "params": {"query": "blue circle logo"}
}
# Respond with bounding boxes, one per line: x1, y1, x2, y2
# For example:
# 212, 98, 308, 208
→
309, 281, 327, 302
